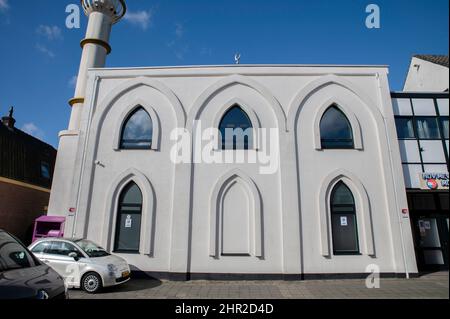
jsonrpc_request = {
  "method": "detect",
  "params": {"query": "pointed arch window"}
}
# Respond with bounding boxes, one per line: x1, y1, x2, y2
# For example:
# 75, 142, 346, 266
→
330, 182, 360, 255
120, 107, 153, 149
114, 182, 142, 253
320, 106, 354, 149
219, 105, 253, 150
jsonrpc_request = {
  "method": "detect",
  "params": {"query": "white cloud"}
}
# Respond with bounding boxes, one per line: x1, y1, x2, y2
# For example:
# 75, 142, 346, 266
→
36, 25, 62, 40
36, 43, 55, 58
166, 23, 188, 60
123, 10, 152, 30
175, 23, 184, 38
68, 75, 78, 88
0, 0, 9, 11
22, 123, 45, 140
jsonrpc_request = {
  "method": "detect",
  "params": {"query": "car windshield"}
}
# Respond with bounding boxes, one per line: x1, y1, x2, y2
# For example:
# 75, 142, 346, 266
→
74, 240, 110, 258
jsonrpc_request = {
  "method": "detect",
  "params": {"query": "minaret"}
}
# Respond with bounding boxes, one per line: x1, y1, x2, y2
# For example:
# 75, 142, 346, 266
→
68, 0, 126, 130
47, 0, 126, 233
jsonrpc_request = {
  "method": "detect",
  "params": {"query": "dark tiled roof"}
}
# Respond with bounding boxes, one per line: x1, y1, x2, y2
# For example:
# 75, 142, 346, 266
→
414, 55, 449, 68
0, 122, 56, 151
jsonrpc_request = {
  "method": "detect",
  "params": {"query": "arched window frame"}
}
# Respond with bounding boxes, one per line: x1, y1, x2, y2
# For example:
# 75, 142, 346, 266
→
113, 181, 143, 253
113, 100, 160, 151
102, 168, 156, 256
317, 170, 375, 257
212, 98, 260, 151
329, 181, 360, 255
313, 98, 363, 150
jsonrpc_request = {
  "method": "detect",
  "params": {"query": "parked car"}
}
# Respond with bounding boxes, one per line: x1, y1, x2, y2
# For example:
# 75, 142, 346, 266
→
28, 238, 130, 293
0, 229, 67, 299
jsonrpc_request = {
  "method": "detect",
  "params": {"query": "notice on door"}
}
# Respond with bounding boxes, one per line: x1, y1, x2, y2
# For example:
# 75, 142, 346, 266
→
125, 215, 132, 228
340, 216, 348, 226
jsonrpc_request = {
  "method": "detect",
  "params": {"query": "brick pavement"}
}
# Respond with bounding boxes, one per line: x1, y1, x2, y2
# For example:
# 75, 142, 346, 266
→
69, 271, 449, 299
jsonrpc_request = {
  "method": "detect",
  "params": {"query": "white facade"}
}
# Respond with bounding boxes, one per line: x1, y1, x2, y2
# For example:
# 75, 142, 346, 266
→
403, 56, 449, 92
48, 65, 418, 278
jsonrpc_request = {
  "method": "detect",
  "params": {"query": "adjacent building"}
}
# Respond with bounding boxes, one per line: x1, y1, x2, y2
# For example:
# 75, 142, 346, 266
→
0, 108, 57, 244
393, 55, 449, 271
403, 55, 449, 92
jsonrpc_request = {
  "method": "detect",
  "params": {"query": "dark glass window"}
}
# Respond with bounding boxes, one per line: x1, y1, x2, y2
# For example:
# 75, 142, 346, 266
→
395, 117, 415, 139
410, 194, 436, 211
0, 232, 37, 272
330, 182, 360, 255
114, 182, 142, 253
439, 194, 449, 211
440, 117, 449, 139
120, 107, 153, 149
320, 106, 354, 149
46, 241, 82, 257
40, 162, 50, 179
219, 105, 253, 150
415, 117, 441, 139
30, 242, 50, 254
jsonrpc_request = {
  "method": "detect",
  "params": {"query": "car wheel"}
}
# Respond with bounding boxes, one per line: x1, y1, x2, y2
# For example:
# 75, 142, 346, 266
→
81, 272, 102, 294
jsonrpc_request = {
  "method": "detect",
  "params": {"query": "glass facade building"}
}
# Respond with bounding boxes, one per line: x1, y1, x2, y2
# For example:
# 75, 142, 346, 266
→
392, 92, 449, 271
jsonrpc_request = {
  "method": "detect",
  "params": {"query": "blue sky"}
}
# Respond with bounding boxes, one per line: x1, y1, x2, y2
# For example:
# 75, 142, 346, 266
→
0, 0, 448, 147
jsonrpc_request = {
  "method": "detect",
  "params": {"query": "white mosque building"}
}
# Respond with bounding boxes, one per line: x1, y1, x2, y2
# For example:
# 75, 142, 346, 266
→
48, 0, 418, 279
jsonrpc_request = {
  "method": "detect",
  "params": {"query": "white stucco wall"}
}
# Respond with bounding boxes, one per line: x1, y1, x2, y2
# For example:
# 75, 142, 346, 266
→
404, 57, 449, 92
48, 65, 418, 276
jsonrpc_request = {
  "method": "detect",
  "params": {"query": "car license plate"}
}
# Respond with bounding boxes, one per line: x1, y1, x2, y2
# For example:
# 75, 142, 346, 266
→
122, 271, 130, 278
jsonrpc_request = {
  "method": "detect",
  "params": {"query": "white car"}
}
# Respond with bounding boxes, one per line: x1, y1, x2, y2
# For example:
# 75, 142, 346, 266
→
28, 238, 130, 293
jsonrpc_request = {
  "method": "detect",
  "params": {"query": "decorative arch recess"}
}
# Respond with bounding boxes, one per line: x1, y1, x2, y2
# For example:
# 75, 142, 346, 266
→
102, 168, 156, 256
112, 99, 161, 151
93, 76, 186, 139
209, 169, 263, 258
187, 74, 287, 132
287, 74, 381, 133
317, 170, 375, 257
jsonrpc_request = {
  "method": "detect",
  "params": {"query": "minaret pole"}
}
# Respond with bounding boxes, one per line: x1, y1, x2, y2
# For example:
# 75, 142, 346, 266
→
47, 0, 126, 235
68, 0, 126, 130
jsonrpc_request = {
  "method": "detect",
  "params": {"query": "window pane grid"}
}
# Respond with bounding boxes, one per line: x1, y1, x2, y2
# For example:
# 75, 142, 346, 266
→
394, 97, 449, 171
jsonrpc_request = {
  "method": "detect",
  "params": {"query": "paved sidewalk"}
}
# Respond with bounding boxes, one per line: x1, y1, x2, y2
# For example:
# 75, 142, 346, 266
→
69, 271, 449, 299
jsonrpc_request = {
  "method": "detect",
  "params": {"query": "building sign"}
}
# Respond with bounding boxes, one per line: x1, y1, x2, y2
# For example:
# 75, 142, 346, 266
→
419, 173, 449, 190
125, 215, 132, 228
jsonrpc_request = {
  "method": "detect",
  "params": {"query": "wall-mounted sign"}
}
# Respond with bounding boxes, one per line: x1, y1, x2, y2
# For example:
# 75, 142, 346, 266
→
68, 207, 76, 216
125, 215, 132, 228
419, 173, 449, 190
402, 208, 409, 218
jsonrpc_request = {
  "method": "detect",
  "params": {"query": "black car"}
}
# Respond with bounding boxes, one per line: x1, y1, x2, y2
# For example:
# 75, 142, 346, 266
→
0, 229, 67, 299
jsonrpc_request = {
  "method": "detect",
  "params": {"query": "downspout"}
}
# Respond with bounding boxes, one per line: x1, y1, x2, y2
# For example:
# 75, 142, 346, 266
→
71, 75, 100, 238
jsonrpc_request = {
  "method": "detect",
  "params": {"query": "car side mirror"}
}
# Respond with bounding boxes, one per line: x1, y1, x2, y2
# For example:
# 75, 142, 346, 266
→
68, 252, 80, 261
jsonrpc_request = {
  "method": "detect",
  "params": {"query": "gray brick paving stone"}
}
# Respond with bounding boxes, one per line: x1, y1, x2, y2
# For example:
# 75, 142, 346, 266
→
68, 271, 449, 299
